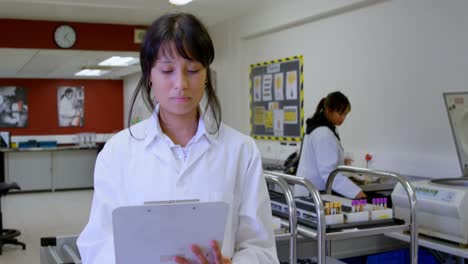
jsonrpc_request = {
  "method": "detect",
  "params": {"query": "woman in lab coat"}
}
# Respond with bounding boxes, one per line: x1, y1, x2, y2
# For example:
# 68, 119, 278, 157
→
58, 88, 78, 126
296, 91, 366, 199
77, 13, 279, 264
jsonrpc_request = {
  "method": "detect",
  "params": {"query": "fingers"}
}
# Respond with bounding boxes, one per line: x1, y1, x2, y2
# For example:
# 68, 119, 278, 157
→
173, 256, 190, 264
355, 191, 367, 199
211, 241, 232, 264
176, 242, 231, 264
211, 240, 223, 264
191, 244, 209, 264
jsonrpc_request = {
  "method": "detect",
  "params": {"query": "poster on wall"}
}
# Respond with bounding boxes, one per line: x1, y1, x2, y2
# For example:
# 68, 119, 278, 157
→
0, 131, 10, 148
250, 55, 303, 142
57, 86, 84, 127
0, 86, 28, 128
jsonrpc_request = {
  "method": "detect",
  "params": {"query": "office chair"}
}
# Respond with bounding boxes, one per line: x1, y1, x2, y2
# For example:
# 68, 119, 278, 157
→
0, 182, 26, 255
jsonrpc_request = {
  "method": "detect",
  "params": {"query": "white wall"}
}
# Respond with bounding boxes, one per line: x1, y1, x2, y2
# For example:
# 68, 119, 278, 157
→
210, 0, 468, 178
123, 72, 151, 128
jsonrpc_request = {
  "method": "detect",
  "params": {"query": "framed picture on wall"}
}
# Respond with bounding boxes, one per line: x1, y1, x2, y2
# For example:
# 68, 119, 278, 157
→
57, 86, 84, 127
0, 86, 28, 128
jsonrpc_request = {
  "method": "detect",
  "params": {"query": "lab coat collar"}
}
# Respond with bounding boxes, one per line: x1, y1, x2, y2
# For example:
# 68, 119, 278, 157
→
143, 105, 218, 147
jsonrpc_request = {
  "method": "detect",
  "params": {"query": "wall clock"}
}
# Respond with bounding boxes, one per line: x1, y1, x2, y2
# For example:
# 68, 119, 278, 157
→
54, 25, 76, 48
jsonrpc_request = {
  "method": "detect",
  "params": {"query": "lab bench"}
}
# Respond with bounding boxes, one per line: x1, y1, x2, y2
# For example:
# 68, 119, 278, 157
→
0, 146, 98, 192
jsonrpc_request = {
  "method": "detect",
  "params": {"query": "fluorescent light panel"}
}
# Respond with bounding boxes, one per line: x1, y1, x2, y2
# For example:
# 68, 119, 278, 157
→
169, 0, 192, 5
98, 56, 138, 67
75, 69, 110, 76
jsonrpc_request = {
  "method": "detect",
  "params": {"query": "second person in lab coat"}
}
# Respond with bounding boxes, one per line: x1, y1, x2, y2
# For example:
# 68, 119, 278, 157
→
296, 91, 366, 199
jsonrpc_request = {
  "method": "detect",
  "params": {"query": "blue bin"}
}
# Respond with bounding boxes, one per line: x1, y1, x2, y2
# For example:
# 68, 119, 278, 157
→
19, 140, 38, 148
366, 248, 437, 264
340, 256, 366, 264
38, 141, 57, 148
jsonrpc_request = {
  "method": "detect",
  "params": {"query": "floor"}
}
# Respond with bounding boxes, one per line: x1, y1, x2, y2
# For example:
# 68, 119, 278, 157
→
0, 190, 93, 264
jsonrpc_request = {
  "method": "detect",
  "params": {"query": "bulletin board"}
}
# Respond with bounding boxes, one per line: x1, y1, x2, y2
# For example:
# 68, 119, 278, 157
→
250, 55, 304, 142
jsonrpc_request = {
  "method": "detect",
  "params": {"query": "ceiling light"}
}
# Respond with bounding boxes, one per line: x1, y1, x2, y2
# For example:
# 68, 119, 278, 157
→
98, 56, 139, 67
75, 69, 110, 76
169, 0, 193, 5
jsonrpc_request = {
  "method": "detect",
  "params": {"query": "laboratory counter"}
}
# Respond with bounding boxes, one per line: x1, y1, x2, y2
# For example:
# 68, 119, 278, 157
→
0, 145, 100, 192
0, 145, 99, 153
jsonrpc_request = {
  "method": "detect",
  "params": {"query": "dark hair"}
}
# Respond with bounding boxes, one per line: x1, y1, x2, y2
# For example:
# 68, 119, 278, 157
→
61, 88, 74, 100
314, 91, 351, 115
128, 12, 221, 134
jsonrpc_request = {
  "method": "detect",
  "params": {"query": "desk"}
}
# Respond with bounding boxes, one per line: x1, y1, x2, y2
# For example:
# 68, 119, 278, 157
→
386, 232, 468, 260
0, 146, 98, 192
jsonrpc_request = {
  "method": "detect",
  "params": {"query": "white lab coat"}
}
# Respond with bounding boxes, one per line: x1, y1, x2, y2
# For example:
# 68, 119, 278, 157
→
59, 97, 75, 126
295, 126, 361, 198
77, 113, 279, 264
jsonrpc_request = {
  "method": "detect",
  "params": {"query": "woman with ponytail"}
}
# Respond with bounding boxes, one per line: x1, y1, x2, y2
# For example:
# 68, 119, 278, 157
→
295, 91, 366, 199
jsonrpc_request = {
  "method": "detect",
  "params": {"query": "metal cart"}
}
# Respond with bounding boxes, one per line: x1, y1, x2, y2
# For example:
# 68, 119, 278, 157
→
40, 235, 81, 264
266, 165, 419, 264
266, 170, 327, 264
265, 173, 298, 264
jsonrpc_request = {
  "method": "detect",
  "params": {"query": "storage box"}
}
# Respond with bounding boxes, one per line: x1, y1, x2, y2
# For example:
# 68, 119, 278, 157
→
370, 208, 393, 220
344, 211, 369, 223
19, 140, 38, 148
325, 213, 344, 225
366, 248, 438, 264
38, 141, 57, 148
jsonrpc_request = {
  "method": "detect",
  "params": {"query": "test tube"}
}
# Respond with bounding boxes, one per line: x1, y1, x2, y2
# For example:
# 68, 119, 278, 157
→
325, 202, 330, 215
383, 197, 388, 209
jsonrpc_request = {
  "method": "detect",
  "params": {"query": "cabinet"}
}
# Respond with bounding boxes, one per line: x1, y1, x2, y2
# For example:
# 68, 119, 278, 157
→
2, 147, 97, 192
5, 151, 52, 191
52, 149, 96, 190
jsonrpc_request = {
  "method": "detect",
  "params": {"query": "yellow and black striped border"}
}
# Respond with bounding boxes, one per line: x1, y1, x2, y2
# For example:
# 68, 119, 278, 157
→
249, 55, 304, 142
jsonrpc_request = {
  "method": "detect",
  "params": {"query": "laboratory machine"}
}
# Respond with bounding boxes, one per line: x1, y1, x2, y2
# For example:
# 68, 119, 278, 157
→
392, 178, 468, 245
392, 92, 468, 245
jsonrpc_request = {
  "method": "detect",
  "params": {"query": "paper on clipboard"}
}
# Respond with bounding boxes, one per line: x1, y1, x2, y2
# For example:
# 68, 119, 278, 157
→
112, 201, 229, 264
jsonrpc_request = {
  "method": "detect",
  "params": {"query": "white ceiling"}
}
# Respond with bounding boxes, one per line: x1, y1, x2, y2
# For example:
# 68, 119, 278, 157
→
0, 48, 140, 79
0, 0, 284, 79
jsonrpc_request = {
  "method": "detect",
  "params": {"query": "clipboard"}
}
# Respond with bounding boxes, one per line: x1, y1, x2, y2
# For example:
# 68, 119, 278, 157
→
112, 201, 229, 264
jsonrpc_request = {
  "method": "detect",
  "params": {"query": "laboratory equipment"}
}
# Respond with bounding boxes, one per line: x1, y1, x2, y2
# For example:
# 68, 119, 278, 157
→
392, 178, 468, 245
392, 92, 468, 245
270, 192, 400, 233
266, 167, 418, 264
76, 132, 96, 147
444, 92, 468, 176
